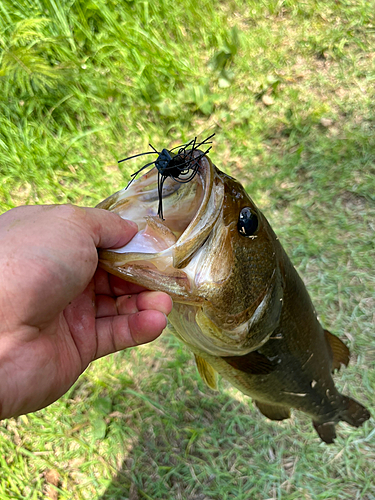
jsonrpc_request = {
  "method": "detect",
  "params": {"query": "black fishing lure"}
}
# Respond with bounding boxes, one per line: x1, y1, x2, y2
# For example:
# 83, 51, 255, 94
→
118, 134, 215, 219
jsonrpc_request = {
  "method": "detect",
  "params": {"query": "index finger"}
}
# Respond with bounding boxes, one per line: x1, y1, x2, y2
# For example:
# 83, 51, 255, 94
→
109, 274, 152, 295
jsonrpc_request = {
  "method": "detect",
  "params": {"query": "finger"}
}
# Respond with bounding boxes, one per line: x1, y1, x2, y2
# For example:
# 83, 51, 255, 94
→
95, 293, 139, 318
94, 267, 113, 296
96, 291, 173, 318
109, 274, 150, 295
115, 294, 138, 315
95, 295, 118, 318
82, 207, 138, 249
135, 291, 173, 315
115, 291, 173, 316
94, 310, 167, 359
95, 268, 149, 297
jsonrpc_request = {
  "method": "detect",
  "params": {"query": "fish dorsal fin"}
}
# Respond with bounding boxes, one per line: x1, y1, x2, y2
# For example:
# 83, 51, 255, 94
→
222, 351, 275, 375
194, 354, 218, 390
324, 329, 350, 372
254, 401, 291, 421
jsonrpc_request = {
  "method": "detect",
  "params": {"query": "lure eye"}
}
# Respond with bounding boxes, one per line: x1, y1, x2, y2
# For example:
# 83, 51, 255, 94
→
238, 207, 258, 237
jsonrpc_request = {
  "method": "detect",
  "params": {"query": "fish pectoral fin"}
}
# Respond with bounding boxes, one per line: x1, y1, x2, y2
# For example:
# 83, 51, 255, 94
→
194, 354, 218, 391
254, 401, 291, 421
222, 351, 275, 375
195, 309, 228, 343
324, 329, 350, 372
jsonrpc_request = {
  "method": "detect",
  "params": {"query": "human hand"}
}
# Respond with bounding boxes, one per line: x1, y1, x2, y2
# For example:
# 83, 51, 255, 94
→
0, 204, 172, 420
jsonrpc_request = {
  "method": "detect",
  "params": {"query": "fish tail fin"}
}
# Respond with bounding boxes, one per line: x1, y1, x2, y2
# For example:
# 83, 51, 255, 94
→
313, 396, 370, 444
340, 395, 371, 428
312, 421, 337, 444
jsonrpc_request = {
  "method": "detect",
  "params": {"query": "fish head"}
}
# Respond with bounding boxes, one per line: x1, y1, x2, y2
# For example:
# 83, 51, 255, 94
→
97, 151, 284, 356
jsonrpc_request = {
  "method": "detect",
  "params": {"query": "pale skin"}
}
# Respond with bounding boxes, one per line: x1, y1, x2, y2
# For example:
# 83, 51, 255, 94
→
0, 204, 173, 420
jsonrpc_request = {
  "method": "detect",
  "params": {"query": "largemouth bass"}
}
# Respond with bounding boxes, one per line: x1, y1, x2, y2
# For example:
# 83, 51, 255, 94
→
97, 149, 370, 443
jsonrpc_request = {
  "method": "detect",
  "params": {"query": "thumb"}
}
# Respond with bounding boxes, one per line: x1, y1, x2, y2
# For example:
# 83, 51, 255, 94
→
81, 207, 138, 249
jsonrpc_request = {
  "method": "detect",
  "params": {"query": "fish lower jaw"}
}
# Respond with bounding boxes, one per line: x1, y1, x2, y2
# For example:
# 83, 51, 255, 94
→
99, 259, 197, 299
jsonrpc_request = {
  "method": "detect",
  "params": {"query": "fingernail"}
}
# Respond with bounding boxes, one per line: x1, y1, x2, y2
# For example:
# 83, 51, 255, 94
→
163, 314, 168, 327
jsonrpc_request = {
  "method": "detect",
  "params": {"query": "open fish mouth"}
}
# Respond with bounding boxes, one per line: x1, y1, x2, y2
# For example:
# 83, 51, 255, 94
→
97, 151, 225, 301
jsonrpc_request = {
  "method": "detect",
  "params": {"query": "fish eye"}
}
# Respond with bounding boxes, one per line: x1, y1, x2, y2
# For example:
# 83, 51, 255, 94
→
238, 207, 258, 237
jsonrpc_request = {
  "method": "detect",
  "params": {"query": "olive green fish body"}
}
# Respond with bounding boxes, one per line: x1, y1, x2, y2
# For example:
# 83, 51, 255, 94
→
186, 248, 369, 443
98, 150, 370, 443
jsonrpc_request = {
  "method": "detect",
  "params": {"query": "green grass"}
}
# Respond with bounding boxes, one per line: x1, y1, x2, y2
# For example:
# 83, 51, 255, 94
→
1, 0, 374, 498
